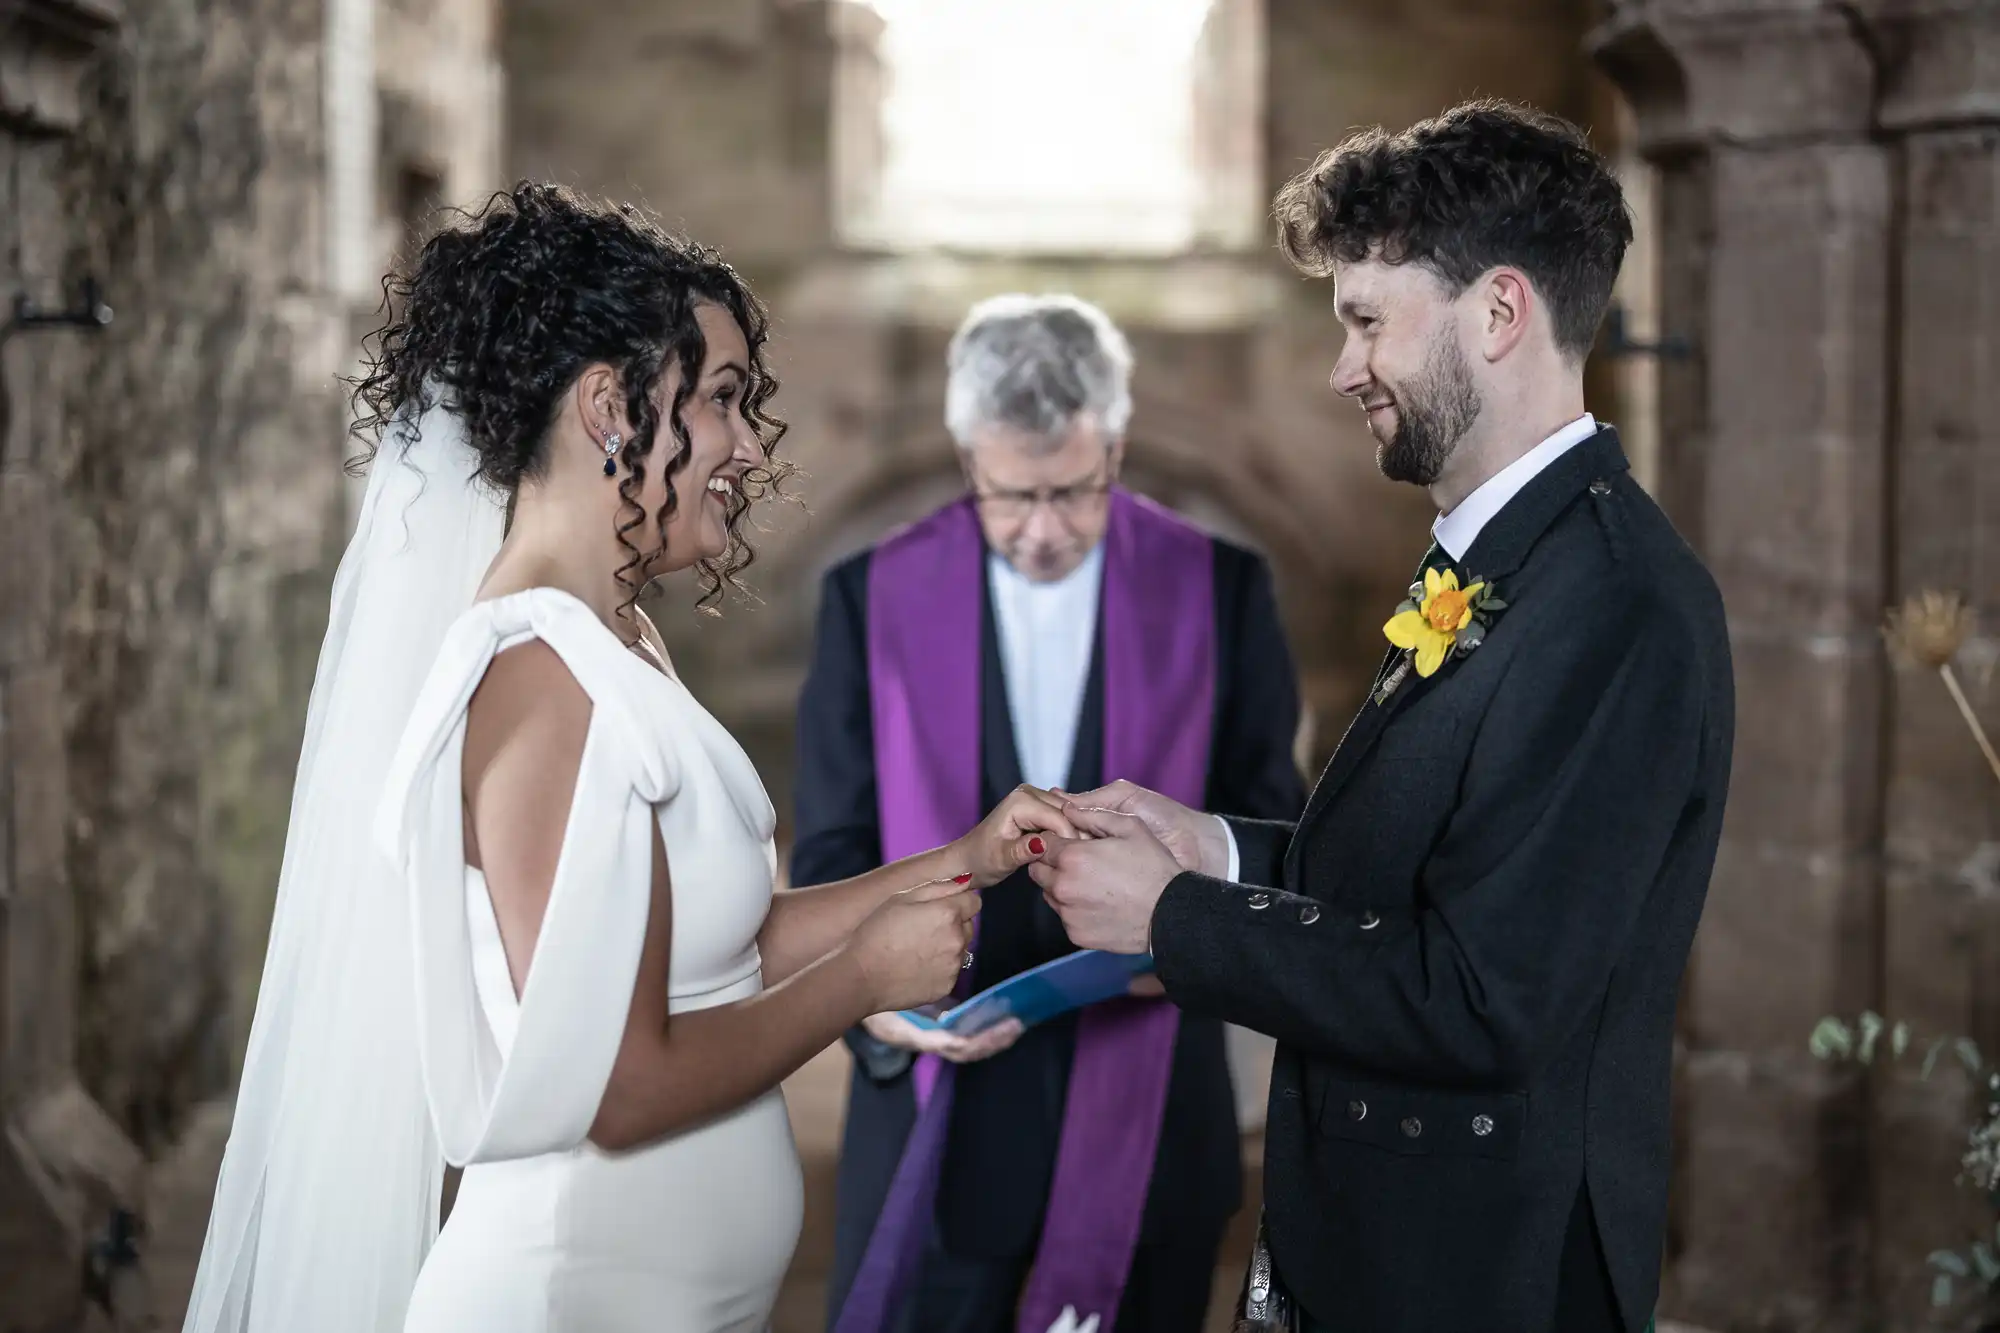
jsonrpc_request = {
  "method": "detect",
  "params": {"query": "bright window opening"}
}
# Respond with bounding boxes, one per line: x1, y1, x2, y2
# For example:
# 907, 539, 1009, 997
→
834, 0, 1261, 256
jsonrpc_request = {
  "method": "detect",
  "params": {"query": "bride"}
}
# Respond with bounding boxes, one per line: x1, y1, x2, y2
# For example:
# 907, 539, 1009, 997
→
181, 182, 1076, 1332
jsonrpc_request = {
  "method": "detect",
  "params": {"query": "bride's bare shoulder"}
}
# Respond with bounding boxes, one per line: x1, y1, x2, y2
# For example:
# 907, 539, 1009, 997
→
464, 641, 591, 798
460, 639, 594, 879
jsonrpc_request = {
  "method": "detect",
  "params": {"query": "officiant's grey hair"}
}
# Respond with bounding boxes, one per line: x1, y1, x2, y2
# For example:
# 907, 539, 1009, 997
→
944, 294, 1134, 452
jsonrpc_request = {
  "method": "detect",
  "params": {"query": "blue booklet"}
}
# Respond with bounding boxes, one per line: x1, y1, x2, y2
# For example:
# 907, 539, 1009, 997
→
899, 950, 1157, 1037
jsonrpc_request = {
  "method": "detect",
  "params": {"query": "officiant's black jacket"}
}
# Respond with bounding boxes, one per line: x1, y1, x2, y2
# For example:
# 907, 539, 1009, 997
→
793, 533, 1305, 1316
1151, 428, 1732, 1333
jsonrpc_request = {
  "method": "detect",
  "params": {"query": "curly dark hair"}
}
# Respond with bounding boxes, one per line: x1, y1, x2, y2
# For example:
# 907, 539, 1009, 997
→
348, 181, 792, 625
1274, 99, 1632, 360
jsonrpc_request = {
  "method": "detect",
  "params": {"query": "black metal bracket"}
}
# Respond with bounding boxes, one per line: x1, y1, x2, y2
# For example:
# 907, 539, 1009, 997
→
1597, 303, 1694, 361
4, 276, 113, 343
81, 1204, 142, 1312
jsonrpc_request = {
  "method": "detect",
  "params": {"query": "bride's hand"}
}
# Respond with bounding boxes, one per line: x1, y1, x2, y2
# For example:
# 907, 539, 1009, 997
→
950, 785, 1081, 889
846, 876, 982, 1013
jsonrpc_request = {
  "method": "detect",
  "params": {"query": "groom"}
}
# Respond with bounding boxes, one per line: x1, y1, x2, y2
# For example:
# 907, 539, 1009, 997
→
1032, 101, 1733, 1333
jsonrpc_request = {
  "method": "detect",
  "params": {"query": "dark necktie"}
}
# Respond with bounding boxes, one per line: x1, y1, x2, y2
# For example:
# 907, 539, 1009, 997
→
1413, 540, 1459, 591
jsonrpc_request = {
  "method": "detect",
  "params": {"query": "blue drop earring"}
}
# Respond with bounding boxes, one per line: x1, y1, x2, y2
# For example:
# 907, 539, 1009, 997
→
602, 432, 622, 477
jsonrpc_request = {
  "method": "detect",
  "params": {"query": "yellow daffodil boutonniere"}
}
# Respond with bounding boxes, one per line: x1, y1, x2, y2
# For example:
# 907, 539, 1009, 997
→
1377, 568, 1507, 703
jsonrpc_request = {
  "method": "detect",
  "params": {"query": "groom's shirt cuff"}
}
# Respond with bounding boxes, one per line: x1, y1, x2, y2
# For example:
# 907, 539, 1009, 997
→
1216, 813, 1241, 881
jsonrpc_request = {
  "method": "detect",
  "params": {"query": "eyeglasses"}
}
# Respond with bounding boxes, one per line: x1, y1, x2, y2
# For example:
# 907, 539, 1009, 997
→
967, 465, 1114, 526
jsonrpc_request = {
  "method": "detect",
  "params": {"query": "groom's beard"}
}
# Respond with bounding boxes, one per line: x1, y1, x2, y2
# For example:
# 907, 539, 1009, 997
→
1376, 333, 1482, 487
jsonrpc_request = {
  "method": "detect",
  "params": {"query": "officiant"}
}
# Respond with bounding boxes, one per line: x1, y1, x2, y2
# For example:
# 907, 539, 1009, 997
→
792, 293, 1306, 1333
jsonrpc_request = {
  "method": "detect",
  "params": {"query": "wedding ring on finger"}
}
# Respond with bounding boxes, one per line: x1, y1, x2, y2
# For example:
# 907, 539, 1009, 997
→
961, 950, 975, 971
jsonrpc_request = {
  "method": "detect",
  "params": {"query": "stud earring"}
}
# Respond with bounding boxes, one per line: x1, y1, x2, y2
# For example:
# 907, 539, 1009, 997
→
602, 432, 622, 477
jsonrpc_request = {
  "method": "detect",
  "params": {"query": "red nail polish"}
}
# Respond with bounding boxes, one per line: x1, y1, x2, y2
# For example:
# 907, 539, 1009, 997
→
1029, 837, 1045, 855
953, 873, 972, 884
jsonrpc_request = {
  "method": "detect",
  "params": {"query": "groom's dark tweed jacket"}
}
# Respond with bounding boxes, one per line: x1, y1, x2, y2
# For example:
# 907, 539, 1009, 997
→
1151, 428, 1733, 1333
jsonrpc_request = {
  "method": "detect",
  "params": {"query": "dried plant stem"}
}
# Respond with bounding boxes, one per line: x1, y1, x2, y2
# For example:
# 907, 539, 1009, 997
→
1938, 662, 2000, 790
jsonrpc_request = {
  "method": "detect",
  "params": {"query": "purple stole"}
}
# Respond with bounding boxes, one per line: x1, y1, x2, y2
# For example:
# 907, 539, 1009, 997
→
835, 489, 1216, 1333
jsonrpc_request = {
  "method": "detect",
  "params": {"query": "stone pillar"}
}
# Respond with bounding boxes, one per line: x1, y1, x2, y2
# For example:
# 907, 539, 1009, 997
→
1870, 3, 2000, 1327
1594, 3, 1893, 1327
0, 7, 149, 1330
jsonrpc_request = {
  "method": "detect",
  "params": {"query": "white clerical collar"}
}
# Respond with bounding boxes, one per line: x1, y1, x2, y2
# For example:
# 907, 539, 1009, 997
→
1433, 413, 1598, 562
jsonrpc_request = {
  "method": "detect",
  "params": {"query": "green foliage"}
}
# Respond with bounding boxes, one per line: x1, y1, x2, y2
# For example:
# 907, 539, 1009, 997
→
1809, 1013, 1980, 1080
1815, 1012, 2000, 1309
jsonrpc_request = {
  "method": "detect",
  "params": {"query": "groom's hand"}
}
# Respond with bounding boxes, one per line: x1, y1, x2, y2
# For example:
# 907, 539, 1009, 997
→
1055, 780, 1231, 878
1029, 806, 1183, 955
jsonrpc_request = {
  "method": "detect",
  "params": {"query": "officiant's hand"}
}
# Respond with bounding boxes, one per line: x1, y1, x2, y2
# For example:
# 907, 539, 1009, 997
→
1029, 806, 1183, 955
861, 1011, 1027, 1064
950, 785, 1082, 889
1054, 780, 1231, 878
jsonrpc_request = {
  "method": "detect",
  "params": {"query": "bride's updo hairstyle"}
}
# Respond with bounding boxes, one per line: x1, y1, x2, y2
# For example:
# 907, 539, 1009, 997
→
349, 181, 790, 614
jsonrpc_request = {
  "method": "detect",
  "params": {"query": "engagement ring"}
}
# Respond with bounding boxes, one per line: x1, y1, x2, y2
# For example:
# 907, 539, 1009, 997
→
961, 950, 975, 971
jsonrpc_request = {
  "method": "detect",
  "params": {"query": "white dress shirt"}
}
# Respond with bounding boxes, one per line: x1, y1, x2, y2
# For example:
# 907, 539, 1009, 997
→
1432, 413, 1598, 562
988, 545, 1104, 792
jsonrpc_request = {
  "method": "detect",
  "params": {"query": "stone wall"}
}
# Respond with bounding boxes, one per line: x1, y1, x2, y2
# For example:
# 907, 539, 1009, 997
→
504, 0, 836, 292
0, 0, 344, 1323
0, 0, 501, 1324
0, 7, 141, 1323
28, 0, 351, 1323
19, 0, 1996, 1327
1597, 2, 2000, 1328
54, 0, 352, 1147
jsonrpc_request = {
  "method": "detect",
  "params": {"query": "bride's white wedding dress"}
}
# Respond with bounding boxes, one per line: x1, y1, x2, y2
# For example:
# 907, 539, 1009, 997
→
382, 586, 803, 1332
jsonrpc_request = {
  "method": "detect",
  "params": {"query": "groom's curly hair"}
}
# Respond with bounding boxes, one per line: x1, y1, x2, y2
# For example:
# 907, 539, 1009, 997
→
348, 181, 792, 621
1274, 100, 1632, 362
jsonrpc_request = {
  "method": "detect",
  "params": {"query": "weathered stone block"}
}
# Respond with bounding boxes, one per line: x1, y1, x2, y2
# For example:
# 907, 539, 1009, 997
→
1894, 438, 1983, 593
1896, 130, 2000, 603
44, 0, 350, 1165
0, 0, 123, 137
7, 662, 68, 924
1870, 0, 2000, 133
1884, 670, 2000, 878
1691, 837, 1880, 1052
1879, 863, 2000, 1041
1718, 635, 1884, 857
1872, 1063, 1995, 1331
1594, 4, 1876, 151
1268, 0, 1596, 181
506, 0, 833, 271
0, 1128, 82, 1332
1699, 147, 1890, 637
134, 1097, 229, 1333
1668, 1049, 1872, 1333
0, 470, 57, 672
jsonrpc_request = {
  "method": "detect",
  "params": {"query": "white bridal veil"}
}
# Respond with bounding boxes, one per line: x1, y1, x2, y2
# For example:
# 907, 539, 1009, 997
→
182, 401, 506, 1332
